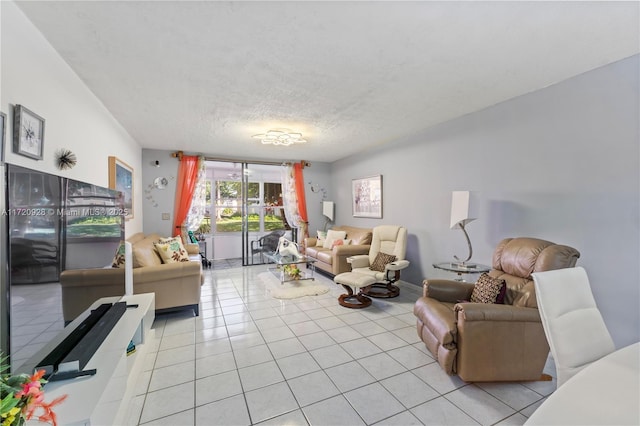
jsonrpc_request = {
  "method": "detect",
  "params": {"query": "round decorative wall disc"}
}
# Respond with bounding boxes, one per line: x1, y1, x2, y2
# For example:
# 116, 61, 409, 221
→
153, 177, 168, 189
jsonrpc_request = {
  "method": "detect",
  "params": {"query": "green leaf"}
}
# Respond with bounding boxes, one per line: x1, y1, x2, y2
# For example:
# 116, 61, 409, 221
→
0, 391, 20, 412
0, 354, 10, 375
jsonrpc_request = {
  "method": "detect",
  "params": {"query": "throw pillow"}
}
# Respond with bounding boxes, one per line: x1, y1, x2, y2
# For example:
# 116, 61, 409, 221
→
316, 230, 327, 247
111, 241, 126, 268
154, 236, 190, 263
331, 239, 345, 249
323, 229, 347, 249
133, 235, 164, 267
495, 280, 507, 304
470, 273, 506, 304
157, 235, 184, 246
370, 252, 397, 272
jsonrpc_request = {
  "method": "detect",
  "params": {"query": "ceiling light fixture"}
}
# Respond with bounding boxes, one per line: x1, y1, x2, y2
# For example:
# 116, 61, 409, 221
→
252, 129, 307, 146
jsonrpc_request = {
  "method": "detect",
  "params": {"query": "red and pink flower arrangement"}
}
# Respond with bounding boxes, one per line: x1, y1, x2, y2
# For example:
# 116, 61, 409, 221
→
1, 357, 66, 426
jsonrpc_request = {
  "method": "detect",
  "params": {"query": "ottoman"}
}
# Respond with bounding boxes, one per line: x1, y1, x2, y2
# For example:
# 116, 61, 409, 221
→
333, 272, 376, 308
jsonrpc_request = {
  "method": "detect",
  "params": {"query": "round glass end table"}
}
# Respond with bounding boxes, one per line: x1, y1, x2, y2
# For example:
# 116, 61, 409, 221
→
433, 262, 491, 281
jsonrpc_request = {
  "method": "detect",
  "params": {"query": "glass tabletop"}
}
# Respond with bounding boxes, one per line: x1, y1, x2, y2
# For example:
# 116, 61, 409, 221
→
433, 262, 490, 274
264, 252, 316, 266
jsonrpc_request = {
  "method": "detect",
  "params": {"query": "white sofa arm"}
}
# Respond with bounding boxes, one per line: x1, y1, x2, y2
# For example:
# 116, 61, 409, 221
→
386, 259, 410, 271
348, 255, 370, 268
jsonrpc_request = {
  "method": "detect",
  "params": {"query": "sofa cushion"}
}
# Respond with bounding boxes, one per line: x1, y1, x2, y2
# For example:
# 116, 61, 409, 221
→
512, 281, 538, 308
154, 236, 190, 263
315, 249, 334, 265
342, 228, 372, 245
126, 232, 147, 245
304, 246, 322, 258
323, 230, 347, 249
132, 234, 163, 267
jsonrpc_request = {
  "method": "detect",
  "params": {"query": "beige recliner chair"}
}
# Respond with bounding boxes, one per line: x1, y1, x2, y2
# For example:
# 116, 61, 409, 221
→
414, 237, 580, 382
334, 225, 409, 308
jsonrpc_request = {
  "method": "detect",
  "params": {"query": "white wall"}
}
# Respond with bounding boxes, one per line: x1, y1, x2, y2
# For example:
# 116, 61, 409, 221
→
332, 55, 640, 347
141, 149, 180, 236
303, 162, 333, 233
1, 1, 143, 237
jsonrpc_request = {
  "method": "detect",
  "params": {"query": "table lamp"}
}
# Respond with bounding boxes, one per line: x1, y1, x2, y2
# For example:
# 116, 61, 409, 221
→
322, 201, 334, 231
450, 191, 477, 267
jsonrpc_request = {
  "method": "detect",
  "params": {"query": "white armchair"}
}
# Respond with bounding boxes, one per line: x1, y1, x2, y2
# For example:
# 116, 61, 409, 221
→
334, 225, 409, 307
532, 266, 615, 388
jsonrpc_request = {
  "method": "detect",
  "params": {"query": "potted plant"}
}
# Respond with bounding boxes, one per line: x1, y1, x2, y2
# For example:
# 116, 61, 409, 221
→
1, 355, 67, 426
282, 264, 302, 280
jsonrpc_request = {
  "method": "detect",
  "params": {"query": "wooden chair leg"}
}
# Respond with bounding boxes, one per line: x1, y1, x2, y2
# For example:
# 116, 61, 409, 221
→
338, 284, 372, 308
362, 271, 401, 298
361, 282, 400, 298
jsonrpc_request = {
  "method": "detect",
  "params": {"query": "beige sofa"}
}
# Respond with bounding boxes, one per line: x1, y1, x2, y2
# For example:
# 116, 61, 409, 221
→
303, 226, 373, 276
60, 233, 203, 323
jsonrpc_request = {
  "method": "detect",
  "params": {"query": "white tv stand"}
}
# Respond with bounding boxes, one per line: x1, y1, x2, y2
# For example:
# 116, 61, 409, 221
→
22, 293, 155, 426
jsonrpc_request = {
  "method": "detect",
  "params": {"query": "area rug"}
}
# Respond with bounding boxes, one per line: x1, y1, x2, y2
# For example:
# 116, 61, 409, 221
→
259, 272, 330, 299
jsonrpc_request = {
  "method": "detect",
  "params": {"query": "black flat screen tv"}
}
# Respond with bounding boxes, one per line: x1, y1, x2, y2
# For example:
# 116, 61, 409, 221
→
4, 164, 125, 372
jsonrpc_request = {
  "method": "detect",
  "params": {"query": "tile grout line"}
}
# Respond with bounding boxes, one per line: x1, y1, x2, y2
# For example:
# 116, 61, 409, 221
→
134, 266, 553, 425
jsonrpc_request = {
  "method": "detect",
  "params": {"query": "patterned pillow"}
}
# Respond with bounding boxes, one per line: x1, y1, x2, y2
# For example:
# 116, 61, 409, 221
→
153, 236, 190, 263
369, 252, 396, 272
111, 241, 126, 268
157, 235, 185, 246
470, 273, 506, 304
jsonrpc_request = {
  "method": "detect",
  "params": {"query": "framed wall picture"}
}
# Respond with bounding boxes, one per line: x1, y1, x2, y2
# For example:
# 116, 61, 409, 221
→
13, 105, 45, 160
352, 175, 383, 218
108, 156, 134, 220
0, 111, 6, 164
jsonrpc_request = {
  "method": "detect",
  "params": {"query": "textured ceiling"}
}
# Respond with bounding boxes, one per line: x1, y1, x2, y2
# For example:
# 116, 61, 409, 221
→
15, 1, 640, 163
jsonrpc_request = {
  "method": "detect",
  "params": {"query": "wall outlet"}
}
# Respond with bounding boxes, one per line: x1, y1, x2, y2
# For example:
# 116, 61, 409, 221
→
161, 213, 170, 220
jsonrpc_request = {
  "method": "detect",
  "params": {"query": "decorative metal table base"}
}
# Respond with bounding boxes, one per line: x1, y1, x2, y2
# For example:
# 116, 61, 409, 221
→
264, 253, 317, 284
361, 282, 400, 298
338, 284, 372, 309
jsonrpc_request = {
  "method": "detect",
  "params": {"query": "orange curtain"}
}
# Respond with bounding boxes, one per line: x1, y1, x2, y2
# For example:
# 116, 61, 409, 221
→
293, 162, 309, 239
172, 155, 200, 236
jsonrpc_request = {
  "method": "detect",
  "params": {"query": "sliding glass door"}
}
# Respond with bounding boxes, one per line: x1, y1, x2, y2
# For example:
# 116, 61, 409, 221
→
194, 161, 289, 266
242, 163, 289, 266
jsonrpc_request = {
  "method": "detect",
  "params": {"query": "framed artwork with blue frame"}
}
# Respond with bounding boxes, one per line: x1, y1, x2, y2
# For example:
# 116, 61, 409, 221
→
108, 156, 134, 220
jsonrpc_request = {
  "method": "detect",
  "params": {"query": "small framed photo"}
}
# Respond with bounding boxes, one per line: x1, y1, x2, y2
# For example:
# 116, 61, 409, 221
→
13, 105, 45, 160
352, 175, 383, 218
0, 111, 6, 164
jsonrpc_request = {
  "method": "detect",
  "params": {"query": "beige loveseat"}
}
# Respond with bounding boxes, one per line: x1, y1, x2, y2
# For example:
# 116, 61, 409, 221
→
60, 233, 203, 323
303, 226, 372, 276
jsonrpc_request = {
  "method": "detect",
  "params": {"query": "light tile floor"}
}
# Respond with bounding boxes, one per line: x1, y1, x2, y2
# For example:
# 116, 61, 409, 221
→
10, 282, 65, 371
8, 258, 245, 371
126, 265, 558, 426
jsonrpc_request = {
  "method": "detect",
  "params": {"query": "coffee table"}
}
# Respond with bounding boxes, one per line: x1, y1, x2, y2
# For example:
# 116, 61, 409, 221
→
264, 253, 316, 284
